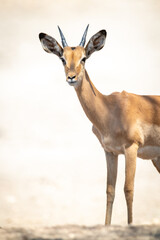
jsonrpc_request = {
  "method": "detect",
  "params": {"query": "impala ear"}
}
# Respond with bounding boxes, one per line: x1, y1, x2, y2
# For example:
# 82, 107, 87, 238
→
85, 30, 107, 58
39, 33, 63, 58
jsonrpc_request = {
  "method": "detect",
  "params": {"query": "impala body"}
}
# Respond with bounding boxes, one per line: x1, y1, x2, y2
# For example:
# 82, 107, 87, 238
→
39, 26, 160, 225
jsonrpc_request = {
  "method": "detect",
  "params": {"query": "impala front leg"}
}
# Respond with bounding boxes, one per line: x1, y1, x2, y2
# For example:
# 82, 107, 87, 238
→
124, 143, 138, 224
105, 151, 118, 225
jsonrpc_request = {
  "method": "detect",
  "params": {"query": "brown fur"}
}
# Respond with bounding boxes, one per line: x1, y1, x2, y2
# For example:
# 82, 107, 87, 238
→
39, 29, 160, 225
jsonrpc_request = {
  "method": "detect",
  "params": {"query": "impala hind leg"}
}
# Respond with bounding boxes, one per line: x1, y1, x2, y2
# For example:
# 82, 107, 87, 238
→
124, 143, 138, 224
152, 157, 160, 173
105, 152, 118, 225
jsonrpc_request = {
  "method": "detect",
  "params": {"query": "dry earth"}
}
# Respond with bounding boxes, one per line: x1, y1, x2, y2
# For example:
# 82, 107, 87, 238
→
0, 225, 160, 240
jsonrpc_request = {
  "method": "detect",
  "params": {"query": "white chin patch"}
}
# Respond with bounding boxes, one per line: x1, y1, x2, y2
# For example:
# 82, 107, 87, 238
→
67, 79, 77, 86
67, 79, 76, 83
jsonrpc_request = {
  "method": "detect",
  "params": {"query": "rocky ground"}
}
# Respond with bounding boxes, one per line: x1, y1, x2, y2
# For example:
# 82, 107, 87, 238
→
0, 225, 160, 240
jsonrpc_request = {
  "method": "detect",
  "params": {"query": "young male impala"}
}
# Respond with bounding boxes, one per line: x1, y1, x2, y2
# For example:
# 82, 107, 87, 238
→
39, 25, 160, 225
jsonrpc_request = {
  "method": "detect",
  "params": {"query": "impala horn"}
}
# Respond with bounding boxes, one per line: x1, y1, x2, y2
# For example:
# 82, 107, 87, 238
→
58, 26, 68, 47
79, 24, 89, 47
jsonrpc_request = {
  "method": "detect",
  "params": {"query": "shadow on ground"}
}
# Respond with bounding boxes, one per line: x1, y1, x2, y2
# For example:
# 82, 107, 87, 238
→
0, 225, 160, 240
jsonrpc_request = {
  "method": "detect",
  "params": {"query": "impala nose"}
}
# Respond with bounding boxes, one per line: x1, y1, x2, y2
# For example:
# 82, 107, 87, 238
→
67, 75, 76, 84
68, 75, 76, 81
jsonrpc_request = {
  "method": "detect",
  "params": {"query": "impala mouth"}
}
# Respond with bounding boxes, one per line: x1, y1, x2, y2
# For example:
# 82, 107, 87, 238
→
67, 79, 77, 86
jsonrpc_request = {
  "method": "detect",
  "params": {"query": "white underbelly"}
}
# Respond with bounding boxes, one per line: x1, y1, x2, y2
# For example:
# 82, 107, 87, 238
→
102, 144, 160, 160
136, 122, 160, 159
101, 135, 160, 159
138, 146, 160, 159
100, 121, 160, 159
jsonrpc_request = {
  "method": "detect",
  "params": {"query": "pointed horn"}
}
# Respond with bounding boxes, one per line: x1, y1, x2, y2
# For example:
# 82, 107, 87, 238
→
58, 26, 68, 47
79, 24, 89, 47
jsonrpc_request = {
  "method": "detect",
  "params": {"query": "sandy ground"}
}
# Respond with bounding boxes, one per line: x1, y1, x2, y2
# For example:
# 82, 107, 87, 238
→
0, 225, 160, 240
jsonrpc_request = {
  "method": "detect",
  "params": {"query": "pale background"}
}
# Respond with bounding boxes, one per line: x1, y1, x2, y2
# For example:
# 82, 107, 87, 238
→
0, 0, 160, 227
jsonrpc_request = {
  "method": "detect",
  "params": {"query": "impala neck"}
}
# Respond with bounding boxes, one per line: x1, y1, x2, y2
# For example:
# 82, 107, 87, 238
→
75, 70, 107, 133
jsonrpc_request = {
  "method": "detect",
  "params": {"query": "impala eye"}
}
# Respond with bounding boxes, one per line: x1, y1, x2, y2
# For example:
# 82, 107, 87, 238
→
81, 57, 86, 64
61, 58, 66, 65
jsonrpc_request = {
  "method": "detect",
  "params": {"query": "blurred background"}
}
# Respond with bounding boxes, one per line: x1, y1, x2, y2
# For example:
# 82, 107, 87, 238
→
0, 0, 160, 227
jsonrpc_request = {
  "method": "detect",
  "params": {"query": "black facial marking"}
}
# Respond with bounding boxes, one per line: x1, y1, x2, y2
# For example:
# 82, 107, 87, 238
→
85, 71, 96, 96
71, 47, 76, 50
60, 58, 66, 65
81, 57, 86, 63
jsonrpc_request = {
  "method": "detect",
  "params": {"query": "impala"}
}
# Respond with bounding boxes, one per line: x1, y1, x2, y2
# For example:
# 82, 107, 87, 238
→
39, 25, 160, 225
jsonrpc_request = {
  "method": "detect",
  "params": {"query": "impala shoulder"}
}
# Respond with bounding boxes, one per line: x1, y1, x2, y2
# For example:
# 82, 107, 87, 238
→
120, 90, 136, 99
108, 90, 133, 107
110, 90, 132, 99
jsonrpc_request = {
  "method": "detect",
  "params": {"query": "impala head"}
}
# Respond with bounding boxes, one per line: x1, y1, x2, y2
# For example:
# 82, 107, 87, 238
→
39, 25, 107, 88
